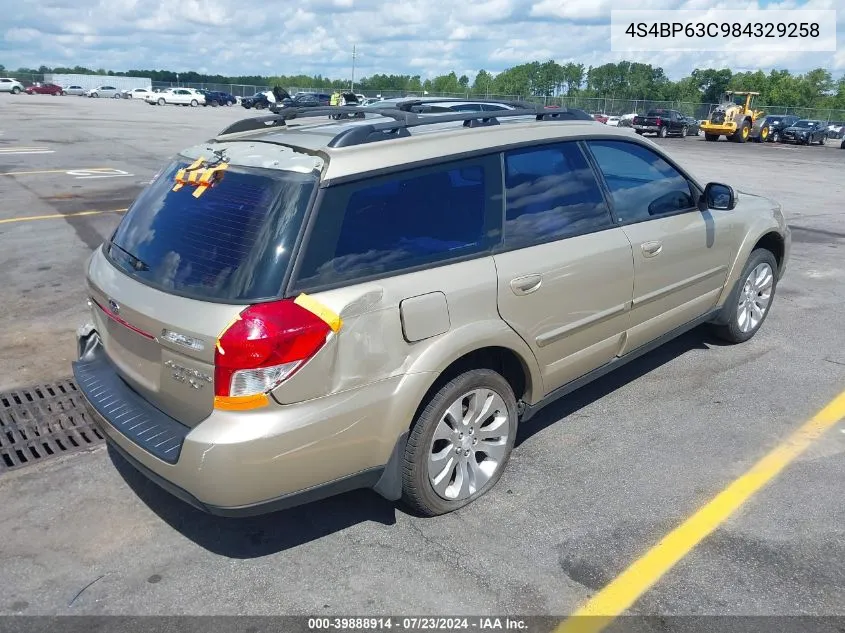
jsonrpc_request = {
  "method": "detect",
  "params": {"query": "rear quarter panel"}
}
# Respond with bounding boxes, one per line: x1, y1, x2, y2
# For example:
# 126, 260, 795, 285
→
270, 257, 544, 423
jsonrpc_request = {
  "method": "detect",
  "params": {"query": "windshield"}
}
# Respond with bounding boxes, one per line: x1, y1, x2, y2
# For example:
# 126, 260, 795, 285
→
106, 159, 318, 303
793, 120, 814, 127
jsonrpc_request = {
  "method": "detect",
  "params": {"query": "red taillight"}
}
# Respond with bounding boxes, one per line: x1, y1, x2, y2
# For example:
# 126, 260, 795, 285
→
655, 117, 662, 126
214, 299, 332, 400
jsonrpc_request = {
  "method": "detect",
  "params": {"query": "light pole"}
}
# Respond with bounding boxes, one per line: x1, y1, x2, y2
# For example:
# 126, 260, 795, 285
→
351, 45, 357, 92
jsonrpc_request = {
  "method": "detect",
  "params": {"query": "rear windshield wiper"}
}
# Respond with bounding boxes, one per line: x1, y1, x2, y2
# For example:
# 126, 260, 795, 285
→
108, 241, 150, 272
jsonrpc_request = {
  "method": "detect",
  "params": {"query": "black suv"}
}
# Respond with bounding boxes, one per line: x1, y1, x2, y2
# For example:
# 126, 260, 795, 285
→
199, 90, 236, 107
269, 91, 332, 113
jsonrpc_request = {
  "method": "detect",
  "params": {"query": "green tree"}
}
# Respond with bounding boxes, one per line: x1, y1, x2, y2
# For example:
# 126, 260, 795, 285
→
472, 69, 493, 96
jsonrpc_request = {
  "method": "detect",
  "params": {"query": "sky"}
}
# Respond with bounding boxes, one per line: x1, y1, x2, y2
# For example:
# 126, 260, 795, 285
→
1, 0, 842, 82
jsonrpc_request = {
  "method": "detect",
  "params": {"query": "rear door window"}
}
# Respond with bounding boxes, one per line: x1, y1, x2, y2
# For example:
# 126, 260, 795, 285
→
503, 142, 613, 248
291, 156, 502, 291
106, 159, 318, 302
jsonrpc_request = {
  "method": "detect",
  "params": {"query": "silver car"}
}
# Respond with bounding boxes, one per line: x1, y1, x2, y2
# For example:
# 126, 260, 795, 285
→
63, 85, 86, 96
86, 85, 121, 98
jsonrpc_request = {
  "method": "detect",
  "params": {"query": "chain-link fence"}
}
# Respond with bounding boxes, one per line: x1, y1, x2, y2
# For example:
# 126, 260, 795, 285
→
150, 81, 271, 98
7, 72, 845, 121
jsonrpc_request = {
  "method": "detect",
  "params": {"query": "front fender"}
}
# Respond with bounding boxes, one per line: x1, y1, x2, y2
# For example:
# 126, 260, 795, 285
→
715, 205, 787, 308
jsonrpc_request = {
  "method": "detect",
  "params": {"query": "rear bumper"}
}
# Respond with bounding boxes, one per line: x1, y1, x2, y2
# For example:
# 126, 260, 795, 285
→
72, 329, 426, 515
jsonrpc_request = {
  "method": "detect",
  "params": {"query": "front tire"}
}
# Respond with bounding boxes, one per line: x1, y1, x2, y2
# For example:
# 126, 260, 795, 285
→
733, 120, 750, 143
711, 249, 778, 344
401, 369, 518, 517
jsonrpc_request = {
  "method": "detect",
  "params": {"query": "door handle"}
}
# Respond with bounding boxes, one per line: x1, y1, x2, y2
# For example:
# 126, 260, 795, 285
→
510, 274, 542, 295
641, 240, 663, 257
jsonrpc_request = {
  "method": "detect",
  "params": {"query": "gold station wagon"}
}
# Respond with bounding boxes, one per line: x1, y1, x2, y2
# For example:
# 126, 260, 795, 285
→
73, 104, 790, 517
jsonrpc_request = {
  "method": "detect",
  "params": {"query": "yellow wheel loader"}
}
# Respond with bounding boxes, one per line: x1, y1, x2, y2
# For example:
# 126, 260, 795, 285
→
701, 91, 767, 143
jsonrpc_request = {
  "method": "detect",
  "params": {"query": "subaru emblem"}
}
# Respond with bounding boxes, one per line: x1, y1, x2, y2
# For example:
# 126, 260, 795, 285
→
108, 299, 120, 315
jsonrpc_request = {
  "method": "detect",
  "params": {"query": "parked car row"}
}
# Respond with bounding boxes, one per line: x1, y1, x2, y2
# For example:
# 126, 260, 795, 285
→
0, 79, 238, 107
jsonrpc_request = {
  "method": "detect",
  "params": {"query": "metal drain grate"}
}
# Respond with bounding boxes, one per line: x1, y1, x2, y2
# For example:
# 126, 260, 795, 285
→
0, 379, 104, 473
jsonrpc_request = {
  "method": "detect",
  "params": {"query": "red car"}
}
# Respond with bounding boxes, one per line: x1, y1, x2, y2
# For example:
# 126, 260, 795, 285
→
24, 83, 64, 95
591, 113, 609, 124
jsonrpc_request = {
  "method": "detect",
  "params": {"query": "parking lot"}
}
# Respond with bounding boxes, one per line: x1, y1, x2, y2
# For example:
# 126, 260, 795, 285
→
1, 95, 844, 626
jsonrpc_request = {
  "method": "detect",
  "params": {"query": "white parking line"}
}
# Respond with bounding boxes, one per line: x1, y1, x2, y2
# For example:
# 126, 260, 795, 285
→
65, 168, 134, 179
0, 147, 55, 155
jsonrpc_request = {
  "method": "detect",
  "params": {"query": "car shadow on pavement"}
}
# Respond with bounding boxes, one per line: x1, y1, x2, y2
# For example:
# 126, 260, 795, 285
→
108, 446, 398, 559
516, 326, 719, 447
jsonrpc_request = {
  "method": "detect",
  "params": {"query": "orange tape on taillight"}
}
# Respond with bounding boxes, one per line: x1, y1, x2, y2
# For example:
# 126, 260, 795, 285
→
214, 394, 269, 410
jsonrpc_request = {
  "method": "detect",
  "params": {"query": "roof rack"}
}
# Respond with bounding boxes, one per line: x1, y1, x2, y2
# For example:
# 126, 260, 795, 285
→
216, 104, 594, 148
217, 106, 412, 136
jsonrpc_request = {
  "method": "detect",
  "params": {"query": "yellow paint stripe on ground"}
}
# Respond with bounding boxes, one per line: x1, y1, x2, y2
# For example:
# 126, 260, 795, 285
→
1, 167, 114, 176
0, 208, 127, 225
555, 388, 845, 633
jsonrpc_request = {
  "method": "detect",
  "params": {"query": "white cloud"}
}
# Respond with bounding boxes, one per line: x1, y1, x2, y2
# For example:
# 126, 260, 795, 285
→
0, 0, 842, 82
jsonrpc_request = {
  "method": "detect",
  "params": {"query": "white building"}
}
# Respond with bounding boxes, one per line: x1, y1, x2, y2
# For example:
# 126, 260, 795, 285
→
44, 73, 152, 91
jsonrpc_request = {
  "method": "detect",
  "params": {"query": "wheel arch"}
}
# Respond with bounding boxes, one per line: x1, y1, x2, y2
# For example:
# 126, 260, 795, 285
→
408, 345, 536, 428
373, 342, 539, 503
716, 226, 785, 310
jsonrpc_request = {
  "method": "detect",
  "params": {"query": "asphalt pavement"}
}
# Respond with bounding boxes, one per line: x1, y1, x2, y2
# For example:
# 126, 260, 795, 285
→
0, 95, 843, 624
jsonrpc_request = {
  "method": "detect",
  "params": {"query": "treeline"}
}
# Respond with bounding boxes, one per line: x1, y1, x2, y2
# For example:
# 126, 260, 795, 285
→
4, 61, 844, 109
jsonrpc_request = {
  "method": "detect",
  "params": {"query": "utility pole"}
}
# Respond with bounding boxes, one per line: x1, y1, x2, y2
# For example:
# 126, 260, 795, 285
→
350, 45, 357, 92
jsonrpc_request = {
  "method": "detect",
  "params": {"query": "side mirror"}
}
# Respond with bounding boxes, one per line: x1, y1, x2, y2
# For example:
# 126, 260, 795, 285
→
702, 182, 736, 210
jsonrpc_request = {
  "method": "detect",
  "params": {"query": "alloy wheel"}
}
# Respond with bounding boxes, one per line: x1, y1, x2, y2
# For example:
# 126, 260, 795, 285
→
427, 388, 510, 501
737, 263, 774, 333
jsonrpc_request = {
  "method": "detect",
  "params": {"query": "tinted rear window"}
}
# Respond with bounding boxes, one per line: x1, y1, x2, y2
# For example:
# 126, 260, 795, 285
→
106, 159, 317, 303
292, 156, 501, 291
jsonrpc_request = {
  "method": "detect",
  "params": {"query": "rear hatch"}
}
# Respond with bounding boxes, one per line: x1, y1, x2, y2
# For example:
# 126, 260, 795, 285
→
86, 149, 319, 426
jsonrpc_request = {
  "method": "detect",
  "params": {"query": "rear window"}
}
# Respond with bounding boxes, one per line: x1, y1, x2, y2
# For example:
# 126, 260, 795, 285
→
291, 156, 501, 291
106, 159, 317, 303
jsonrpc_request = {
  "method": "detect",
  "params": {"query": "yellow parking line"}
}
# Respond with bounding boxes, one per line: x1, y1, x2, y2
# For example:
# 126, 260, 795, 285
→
554, 388, 845, 633
0, 208, 128, 225
0, 167, 115, 176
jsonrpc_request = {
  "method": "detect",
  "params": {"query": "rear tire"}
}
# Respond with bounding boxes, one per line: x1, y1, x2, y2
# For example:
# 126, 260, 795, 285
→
401, 369, 518, 517
157, 97, 165, 106
711, 249, 778, 344
658, 126, 668, 138
11, 86, 20, 95
681, 125, 688, 137
190, 99, 198, 107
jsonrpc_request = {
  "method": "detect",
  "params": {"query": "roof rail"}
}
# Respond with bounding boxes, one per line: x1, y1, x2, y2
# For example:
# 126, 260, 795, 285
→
216, 104, 597, 147
327, 108, 554, 148
217, 106, 412, 136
